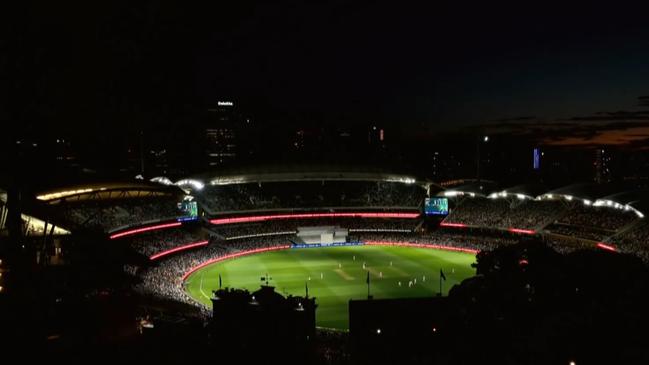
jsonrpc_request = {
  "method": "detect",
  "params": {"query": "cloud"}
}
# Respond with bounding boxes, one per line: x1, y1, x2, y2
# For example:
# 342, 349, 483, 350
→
469, 108, 649, 148
464, 95, 649, 148
566, 110, 649, 122
543, 128, 649, 147
638, 96, 649, 107
490, 116, 536, 123
540, 121, 649, 147
595, 110, 649, 117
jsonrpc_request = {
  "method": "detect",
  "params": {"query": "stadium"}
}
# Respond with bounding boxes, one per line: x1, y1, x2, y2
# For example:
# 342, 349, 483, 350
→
16, 164, 649, 332
9, 7, 649, 363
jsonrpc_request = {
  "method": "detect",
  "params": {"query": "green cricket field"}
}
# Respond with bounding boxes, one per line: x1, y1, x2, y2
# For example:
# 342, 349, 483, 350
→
184, 245, 476, 329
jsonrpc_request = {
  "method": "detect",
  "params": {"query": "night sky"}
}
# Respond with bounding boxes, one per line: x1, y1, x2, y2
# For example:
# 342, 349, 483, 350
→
5, 2, 649, 147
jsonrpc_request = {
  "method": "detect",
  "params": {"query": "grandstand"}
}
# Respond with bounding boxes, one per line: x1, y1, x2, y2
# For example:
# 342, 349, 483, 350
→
30, 181, 188, 233
19, 169, 649, 331
439, 183, 648, 251
13, 171, 649, 263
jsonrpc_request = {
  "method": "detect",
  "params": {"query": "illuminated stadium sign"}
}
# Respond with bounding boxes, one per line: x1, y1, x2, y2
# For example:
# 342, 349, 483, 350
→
425, 197, 449, 216
217, 101, 233, 106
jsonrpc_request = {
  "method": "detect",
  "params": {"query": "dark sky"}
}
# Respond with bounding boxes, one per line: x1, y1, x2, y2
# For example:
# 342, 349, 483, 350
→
5, 2, 649, 145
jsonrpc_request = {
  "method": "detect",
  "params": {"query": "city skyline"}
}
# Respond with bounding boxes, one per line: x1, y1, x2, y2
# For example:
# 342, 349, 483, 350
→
4, 3, 649, 149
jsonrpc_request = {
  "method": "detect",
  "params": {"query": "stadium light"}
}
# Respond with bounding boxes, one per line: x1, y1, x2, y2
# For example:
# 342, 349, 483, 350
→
210, 177, 248, 185
37, 188, 95, 201
564, 195, 573, 201
583, 199, 591, 206
150, 176, 174, 185
398, 177, 416, 184
175, 179, 204, 191
516, 194, 525, 200
483, 136, 489, 142
376, 328, 381, 334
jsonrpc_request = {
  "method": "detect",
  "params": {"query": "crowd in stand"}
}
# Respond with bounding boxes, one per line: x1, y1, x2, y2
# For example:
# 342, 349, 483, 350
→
443, 197, 641, 243
128, 228, 203, 257
444, 197, 511, 227
134, 236, 291, 306
209, 218, 420, 239
558, 205, 637, 231
209, 222, 297, 239
542, 235, 598, 255
545, 223, 609, 242
133, 230, 513, 308
131, 218, 649, 319
445, 198, 568, 230
611, 223, 649, 261
499, 200, 565, 229
59, 198, 180, 231
198, 181, 425, 212
358, 230, 518, 252
542, 205, 638, 242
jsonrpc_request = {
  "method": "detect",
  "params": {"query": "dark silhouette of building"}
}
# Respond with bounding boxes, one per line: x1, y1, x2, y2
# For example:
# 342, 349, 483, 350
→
209, 285, 316, 362
349, 296, 448, 364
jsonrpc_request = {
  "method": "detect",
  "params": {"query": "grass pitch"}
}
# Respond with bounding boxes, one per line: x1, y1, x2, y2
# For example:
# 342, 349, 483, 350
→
184, 245, 476, 329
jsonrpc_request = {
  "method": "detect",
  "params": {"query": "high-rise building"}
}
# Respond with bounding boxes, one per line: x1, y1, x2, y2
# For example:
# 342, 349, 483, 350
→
367, 125, 385, 147
594, 148, 612, 183
205, 101, 239, 167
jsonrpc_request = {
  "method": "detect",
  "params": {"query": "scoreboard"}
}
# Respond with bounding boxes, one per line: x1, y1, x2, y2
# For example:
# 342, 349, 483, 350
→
177, 200, 199, 221
424, 197, 449, 216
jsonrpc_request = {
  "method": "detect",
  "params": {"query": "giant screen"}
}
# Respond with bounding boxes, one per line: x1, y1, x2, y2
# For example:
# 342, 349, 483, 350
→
177, 200, 199, 221
424, 197, 449, 216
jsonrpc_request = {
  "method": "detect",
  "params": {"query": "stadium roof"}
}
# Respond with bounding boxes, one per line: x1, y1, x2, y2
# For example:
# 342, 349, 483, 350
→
442, 180, 499, 198
168, 163, 437, 189
540, 183, 620, 202
35, 180, 184, 203
593, 189, 649, 218
489, 184, 547, 200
